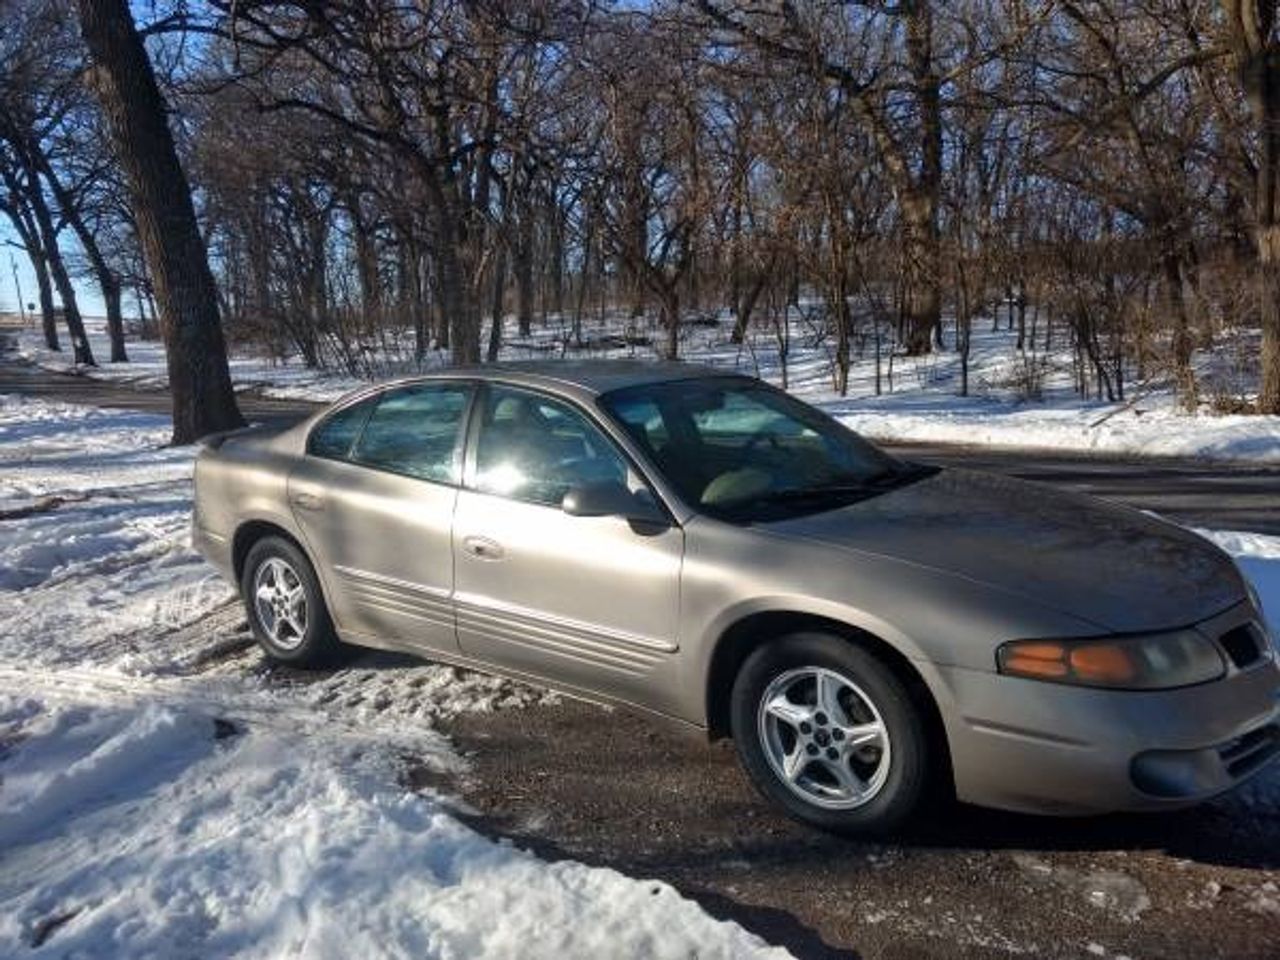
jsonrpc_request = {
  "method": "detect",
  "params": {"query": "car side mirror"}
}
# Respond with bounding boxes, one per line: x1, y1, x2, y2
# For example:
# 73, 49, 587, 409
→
562, 480, 666, 525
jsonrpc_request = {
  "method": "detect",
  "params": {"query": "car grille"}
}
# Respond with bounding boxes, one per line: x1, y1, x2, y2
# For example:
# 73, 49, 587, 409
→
1218, 724, 1280, 779
1216, 623, 1267, 670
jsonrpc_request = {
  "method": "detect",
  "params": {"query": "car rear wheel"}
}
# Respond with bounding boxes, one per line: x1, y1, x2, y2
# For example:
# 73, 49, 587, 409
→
730, 632, 931, 835
241, 536, 344, 666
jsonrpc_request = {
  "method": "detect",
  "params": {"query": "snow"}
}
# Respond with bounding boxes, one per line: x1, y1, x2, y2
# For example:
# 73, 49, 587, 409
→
1197, 528, 1280, 634
14, 311, 1280, 463
0, 394, 788, 959
0, 395, 232, 669
0, 695, 785, 959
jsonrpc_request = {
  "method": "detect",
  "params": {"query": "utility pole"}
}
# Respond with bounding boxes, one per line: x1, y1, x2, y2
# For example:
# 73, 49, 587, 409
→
9, 252, 26, 326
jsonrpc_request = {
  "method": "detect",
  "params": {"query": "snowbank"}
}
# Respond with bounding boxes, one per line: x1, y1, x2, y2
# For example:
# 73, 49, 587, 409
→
829, 397, 1280, 462
1198, 527, 1280, 634
0, 696, 785, 959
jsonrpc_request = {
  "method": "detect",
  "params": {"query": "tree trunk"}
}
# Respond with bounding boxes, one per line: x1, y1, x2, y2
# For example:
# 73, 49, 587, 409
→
33, 248, 59, 351
435, 236, 479, 365
487, 240, 508, 363
1163, 250, 1196, 408
732, 271, 768, 345
26, 183, 95, 365
1, 201, 59, 349
72, 218, 128, 363
349, 192, 382, 325
36, 156, 128, 361
1222, 0, 1280, 412
1260, 225, 1280, 412
659, 288, 680, 359
625, 171, 648, 319
900, 191, 940, 356
900, 2, 942, 357
78, 0, 243, 442
1015, 288, 1027, 351
514, 197, 535, 338
102, 279, 126, 361
398, 233, 428, 362
548, 198, 565, 318
833, 290, 851, 396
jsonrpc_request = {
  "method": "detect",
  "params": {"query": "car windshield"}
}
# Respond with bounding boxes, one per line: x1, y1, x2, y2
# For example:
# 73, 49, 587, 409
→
600, 378, 930, 521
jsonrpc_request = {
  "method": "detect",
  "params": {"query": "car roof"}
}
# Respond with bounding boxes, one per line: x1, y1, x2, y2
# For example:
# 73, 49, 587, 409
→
408, 359, 747, 397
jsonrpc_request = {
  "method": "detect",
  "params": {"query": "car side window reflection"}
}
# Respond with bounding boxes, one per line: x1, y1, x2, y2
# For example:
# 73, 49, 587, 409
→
472, 386, 631, 506
350, 384, 470, 483
307, 396, 377, 460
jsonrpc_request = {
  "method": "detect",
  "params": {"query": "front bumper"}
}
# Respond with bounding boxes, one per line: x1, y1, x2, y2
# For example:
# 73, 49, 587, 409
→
934, 604, 1280, 815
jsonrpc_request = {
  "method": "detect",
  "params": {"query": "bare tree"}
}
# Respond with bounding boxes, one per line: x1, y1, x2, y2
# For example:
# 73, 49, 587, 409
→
77, 0, 243, 443
1220, 1, 1280, 412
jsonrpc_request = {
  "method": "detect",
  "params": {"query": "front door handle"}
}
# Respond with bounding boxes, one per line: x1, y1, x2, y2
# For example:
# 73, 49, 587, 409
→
462, 535, 505, 561
290, 491, 325, 512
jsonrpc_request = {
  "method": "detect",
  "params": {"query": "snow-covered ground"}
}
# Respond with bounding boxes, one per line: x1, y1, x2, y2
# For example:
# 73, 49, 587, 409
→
13, 311, 1280, 463
0, 395, 788, 958
0, 696, 788, 959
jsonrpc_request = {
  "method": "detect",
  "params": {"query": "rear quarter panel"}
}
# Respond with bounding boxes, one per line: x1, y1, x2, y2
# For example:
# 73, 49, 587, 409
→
193, 428, 309, 588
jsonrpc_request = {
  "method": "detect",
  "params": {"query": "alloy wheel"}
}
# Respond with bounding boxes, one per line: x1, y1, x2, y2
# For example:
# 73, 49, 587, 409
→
253, 557, 308, 650
756, 666, 892, 810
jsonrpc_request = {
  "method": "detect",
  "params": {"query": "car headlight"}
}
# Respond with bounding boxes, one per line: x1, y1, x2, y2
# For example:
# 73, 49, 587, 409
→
996, 630, 1225, 690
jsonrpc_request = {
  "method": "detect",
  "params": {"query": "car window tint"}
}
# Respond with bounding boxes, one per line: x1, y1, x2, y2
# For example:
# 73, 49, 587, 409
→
308, 396, 376, 460
600, 379, 899, 520
607, 396, 670, 453
473, 386, 629, 506
692, 389, 816, 445
351, 384, 469, 483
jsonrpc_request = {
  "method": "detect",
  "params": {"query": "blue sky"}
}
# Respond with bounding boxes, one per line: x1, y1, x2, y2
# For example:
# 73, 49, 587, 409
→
1, 227, 112, 319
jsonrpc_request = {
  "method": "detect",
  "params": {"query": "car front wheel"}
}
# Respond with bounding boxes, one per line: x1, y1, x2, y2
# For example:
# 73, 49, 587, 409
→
730, 632, 931, 835
241, 536, 343, 666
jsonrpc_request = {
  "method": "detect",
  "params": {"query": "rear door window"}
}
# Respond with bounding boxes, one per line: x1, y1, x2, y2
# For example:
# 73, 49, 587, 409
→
307, 396, 377, 460
350, 384, 471, 483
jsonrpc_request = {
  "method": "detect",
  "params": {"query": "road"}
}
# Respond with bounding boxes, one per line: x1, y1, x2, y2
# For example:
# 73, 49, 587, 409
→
4, 340, 1280, 958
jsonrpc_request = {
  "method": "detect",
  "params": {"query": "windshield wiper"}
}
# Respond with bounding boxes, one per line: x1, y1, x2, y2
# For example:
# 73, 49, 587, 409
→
751, 482, 876, 504
741, 464, 939, 508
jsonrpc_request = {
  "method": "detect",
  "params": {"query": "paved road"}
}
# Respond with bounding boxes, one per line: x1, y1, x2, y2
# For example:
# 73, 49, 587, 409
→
5, 337, 1280, 958
0, 336, 319, 422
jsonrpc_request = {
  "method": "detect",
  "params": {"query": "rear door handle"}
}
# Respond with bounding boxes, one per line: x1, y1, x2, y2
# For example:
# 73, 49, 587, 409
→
462, 535, 505, 561
290, 491, 325, 512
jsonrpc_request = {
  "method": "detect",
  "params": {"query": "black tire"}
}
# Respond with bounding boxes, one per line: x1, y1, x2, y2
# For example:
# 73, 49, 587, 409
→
240, 535, 345, 667
730, 632, 931, 836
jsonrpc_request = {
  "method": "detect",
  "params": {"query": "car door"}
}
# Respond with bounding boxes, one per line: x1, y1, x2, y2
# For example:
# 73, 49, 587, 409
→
287, 381, 473, 654
452, 383, 684, 702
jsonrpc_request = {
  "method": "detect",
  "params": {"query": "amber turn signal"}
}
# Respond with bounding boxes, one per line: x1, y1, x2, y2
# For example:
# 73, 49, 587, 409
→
997, 631, 1224, 690
999, 642, 1070, 679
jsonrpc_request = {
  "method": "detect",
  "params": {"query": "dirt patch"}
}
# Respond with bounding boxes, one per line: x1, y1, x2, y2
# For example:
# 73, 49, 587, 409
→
438, 697, 1280, 960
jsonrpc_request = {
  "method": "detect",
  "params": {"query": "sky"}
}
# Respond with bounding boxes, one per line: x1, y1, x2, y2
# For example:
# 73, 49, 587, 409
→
1, 226, 111, 320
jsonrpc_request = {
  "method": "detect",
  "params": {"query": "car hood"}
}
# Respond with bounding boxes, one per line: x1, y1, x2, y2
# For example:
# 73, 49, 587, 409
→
764, 467, 1245, 633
